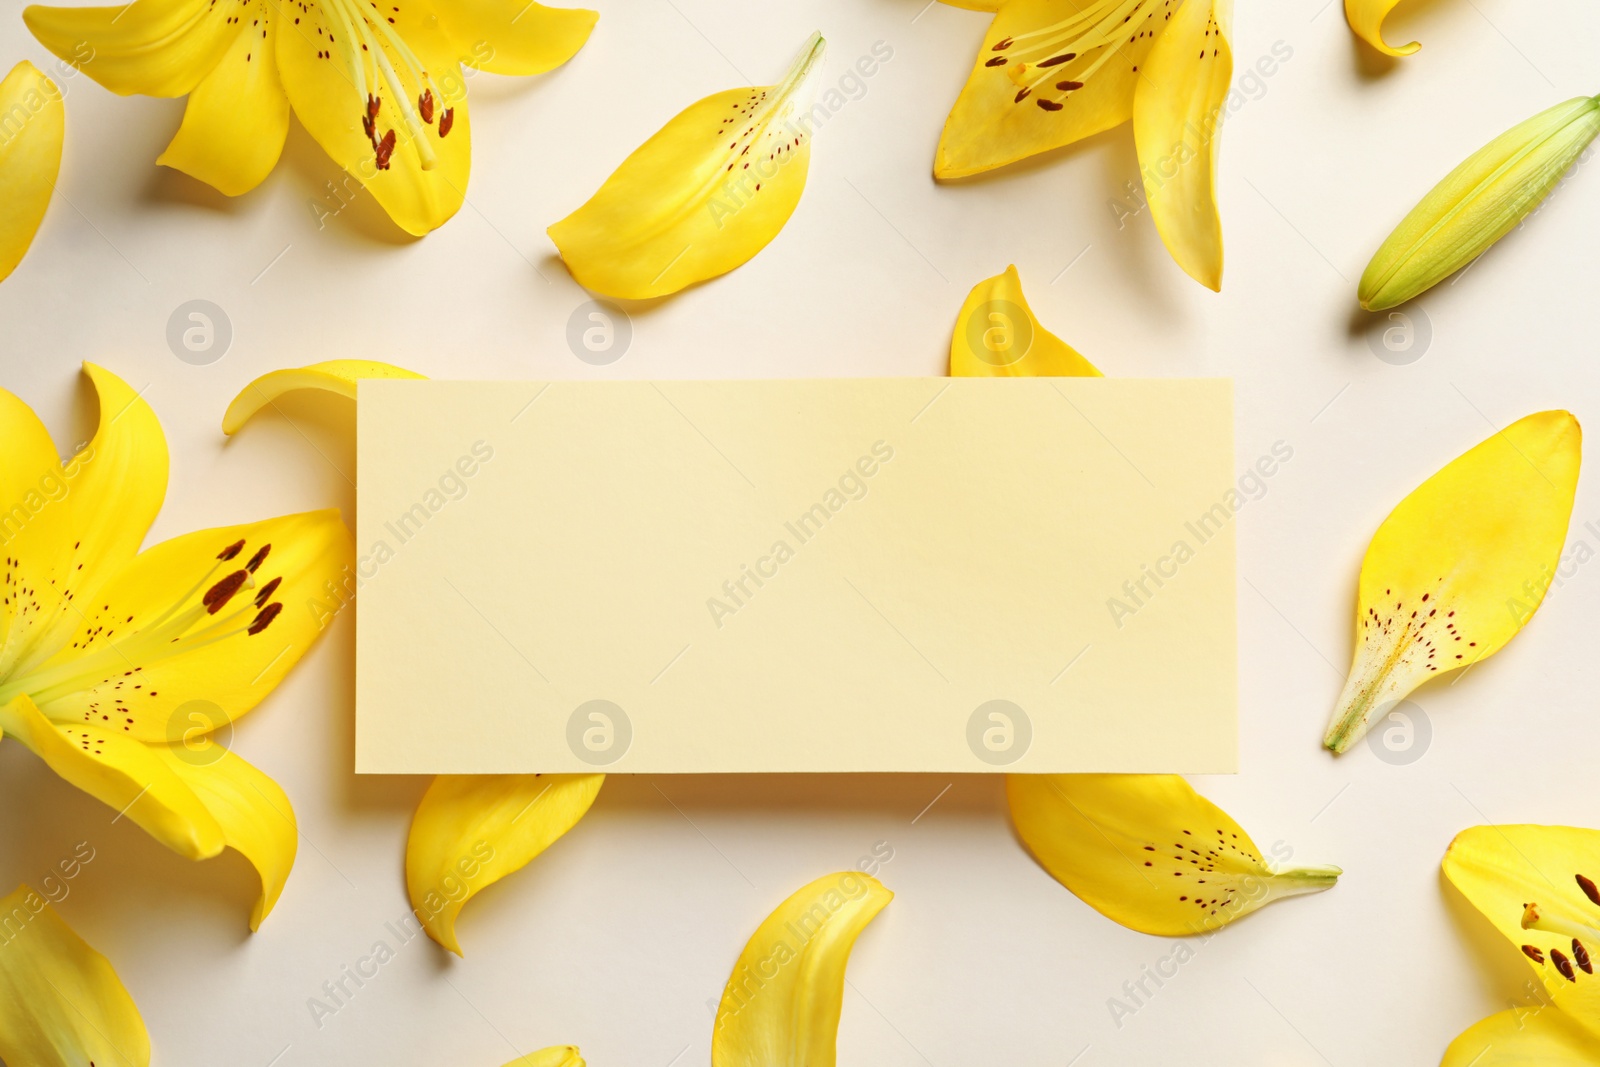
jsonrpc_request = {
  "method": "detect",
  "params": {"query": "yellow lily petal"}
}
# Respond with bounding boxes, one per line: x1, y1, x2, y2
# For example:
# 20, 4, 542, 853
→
712, 871, 892, 1067
0, 884, 151, 1067
24, 0, 239, 97
276, 3, 470, 235
0, 694, 224, 861
13, 509, 354, 741
0, 62, 63, 285
1132, 0, 1232, 291
939, 0, 1005, 9
547, 32, 826, 300
1324, 411, 1581, 753
1443, 825, 1600, 1040
1344, 0, 1424, 58
950, 264, 1101, 377
501, 1048, 585, 1067
406, 773, 604, 956
0, 363, 169, 683
1007, 774, 1340, 937
436, 0, 597, 76
155, 0, 290, 196
934, 0, 1170, 179
1443, 1007, 1600, 1066
150, 741, 297, 930
223, 359, 427, 435
1359, 96, 1600, 312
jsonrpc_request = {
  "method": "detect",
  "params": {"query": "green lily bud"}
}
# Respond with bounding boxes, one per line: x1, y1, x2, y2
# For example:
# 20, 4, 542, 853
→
1359, 95, 1600, 311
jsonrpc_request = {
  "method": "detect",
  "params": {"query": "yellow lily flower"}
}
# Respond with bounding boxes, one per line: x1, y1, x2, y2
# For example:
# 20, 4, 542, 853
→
0, 364, 352, 928
24, 0, 596, 235
1008, 775, 1340, 935
501, 1048, 585, 1067
0, 61, 64, 284
1359, 96, 1600, 311
1324, 411, 1580, 754
936, 0, 1233, 289
1441, 825, 1600, 1065
225, 359, 604, 955
548, 32, 827, 300
0, 884, 150, 1067
951, 264, 1101, 376
1344, 0, 1428, 57
712, 871, 892, 1067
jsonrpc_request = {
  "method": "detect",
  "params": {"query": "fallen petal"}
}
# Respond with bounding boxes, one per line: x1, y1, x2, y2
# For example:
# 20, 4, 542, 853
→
0, 61, 63, 284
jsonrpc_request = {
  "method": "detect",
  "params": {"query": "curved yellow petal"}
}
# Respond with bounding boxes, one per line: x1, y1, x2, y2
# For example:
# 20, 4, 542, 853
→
276, 3, 470, 235
223, 359, 427, 434
0, 884, 151, 1067
934, 0, 1167, 179
1132, 0, 1232, 291
712, 871, 892, 1067
406, 773, 604, 956
939, 0, 1005, 9
150, 741, 297, 930
950, 265, 1101, 377
0, 62, 63, 285
156, 0, 290, 196
1443, 1007, 1600, 1067
1007, 774, 1340, 937
23, 0, 239, 97
1443, 826, 1600, 1039
1359, 96, 1600, 312
436, 0, 597, 75
548, 32, 826, 300
0, 363, 168, 682
0, 694, 224, 860
1324, 411, 1581, 753
1344, 0, 1423, 58
501, 1048, 585, 1067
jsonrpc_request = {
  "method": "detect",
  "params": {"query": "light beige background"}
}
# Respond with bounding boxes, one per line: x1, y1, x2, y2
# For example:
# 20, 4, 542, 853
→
1, 0, 1597, 1064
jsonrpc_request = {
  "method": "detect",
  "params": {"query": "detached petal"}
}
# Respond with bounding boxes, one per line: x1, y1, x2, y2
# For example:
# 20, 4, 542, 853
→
1133, 0, 1232, 291
0, 62, 63, 285
1443, 826, 1600, 1041
24, 0, 240, 97
1344, 0, 1425, 57
712, 871, 892, 1067
0, 694, 223, 860
156, 0, 290, 196
223, 359, 427, 434
150, 741, 298, 930
435, 0, 597, 76
0, 884, 151, 1067
501, 1049, 585, 1067
1359, 96, 1600, 311
25, 509, 354, 741
548, 32, 826, 299
1443, 1007, 1600, 1066
406, 773, 603, 956
276, 4, 470, 235
939, 0, 1005, 9
1007, 774, 1340, 936
1324, 411, 1581, 753
934, 0, 1167, 179
950, 265, 1101, 377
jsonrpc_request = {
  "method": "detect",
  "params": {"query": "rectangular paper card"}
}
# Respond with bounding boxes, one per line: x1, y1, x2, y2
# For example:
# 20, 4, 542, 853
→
355, 378, 1237, 774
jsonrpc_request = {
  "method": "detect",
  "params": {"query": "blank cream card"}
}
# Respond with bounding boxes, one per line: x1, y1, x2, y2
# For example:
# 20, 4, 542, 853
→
355, 378, 1237, 773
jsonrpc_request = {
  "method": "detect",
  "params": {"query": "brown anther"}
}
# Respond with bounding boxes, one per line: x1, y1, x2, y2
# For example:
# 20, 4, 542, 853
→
254, 576, 283, 608
1578, 874, 1600, 907
218, 540, 246, 561
203, 570, 249, 614
1576, 939, 1593, 974
245, 544, 271, 573
1553, 949, 1577, 982
419, 89, 435, 124
1036, 98, 1063, 111
1014, 87, 1031, 102
248, 602, 284, 636
1038, 52, 1077, 66
1523, 944, 1546, 963
1055, 80, 1085, 91
985, 56, 1007, 67
367, 94, 381, 120
439, 108, 455, 138
376, 129, 397, 170
992, 36, 1013, 50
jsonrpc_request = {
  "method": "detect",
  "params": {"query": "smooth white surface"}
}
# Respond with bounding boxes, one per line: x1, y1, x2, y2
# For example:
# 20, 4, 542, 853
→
1, 0, 1597, 1064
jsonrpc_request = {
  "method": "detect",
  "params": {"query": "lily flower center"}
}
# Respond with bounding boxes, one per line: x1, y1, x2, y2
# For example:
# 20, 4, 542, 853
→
1517, 874, 1600, 983
0, 538, 287, 722
984, 0, 1175, 111
319, 0, 453, 172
